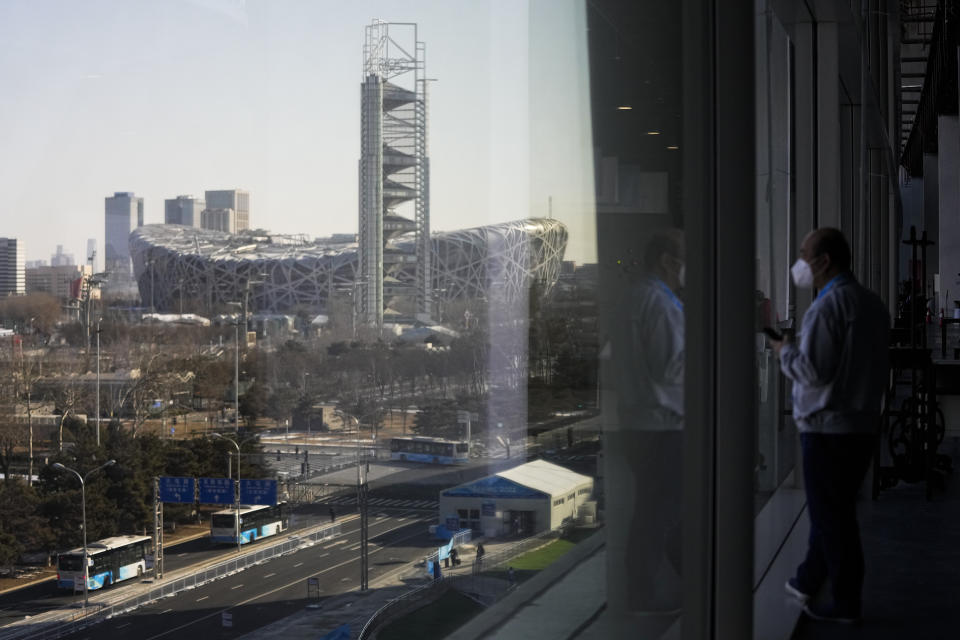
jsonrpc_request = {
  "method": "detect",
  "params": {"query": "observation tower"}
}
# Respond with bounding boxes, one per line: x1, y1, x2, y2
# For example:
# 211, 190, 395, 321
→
358, 20, 430, 328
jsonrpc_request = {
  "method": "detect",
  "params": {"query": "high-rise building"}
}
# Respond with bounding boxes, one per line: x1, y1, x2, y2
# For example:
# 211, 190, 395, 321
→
358, 20, 431, 328
0, 237, 26, 297
104, 192, 144, 276
50, 244, 75, 266
205, 190, 249, 231
165, 195, 205, 227
200, 208, 237, 234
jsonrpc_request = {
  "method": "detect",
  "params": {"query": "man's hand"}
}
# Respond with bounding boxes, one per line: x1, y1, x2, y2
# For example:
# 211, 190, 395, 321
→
770, 339, 783, 356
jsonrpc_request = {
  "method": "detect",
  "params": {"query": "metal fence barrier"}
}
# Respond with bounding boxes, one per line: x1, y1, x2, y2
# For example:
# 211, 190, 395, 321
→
0, 521, 344, 640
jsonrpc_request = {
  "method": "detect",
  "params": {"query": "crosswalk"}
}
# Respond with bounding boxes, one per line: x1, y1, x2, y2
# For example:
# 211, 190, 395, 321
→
319, 496, 439, 510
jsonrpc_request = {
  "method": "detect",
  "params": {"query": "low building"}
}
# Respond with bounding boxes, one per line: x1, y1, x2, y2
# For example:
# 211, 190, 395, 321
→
26, 264, 90, 300
438, 459, 593, 538
200, 208, 237, 233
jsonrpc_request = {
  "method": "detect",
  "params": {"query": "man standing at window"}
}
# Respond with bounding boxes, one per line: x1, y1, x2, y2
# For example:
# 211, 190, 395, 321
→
771, 228, 890, 624
610, 228, 685, 616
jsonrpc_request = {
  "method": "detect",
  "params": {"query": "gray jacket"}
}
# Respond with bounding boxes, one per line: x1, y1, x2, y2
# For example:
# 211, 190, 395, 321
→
780, 273, 890, 434
616, 275, 684, 431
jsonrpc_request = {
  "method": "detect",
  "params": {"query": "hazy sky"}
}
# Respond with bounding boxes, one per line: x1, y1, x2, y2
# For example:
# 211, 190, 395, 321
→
0, 0, 596, 267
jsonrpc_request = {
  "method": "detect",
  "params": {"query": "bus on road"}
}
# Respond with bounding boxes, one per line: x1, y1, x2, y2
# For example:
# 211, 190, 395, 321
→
210, 503, 288, 544
56, 535, 151, 591
390, 436, 469, 464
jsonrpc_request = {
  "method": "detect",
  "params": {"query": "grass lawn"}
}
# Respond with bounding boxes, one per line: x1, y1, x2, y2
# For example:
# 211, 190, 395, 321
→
378, 590, 485, 640
489, 528, 600, 582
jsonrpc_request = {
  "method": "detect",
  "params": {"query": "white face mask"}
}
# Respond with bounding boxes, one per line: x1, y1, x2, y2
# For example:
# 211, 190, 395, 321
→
791, 258, 814, 289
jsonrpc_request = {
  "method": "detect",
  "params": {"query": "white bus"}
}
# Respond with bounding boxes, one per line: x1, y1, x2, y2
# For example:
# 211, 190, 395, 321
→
390, 436, 469, 464
56, 535, 151, 591
210, 503, 288, 545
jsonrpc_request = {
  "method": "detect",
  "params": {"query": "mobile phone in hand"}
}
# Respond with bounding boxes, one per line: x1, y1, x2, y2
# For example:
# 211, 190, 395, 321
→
762, 327, 783, 341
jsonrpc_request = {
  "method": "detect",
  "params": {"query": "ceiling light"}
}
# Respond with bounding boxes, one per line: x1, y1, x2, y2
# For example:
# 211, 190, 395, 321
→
617, 105, 633, 110
667, 145, 679, 150
647, 130, 660, 135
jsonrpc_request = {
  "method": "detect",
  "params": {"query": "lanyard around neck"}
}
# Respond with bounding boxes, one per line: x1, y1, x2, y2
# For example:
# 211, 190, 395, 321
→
816, 274, 846, 300
655, 278, 683, 311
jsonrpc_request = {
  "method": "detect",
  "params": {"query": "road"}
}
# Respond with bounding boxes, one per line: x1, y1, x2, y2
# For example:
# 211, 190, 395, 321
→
0, 505, 334, 625
55, 510, 435, 640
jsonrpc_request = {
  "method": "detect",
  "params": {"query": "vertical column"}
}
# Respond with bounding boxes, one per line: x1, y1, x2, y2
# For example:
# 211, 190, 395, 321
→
938, 116, 960, 308
840, 103, 861, 269
713, 0, 756, 633
923, 152, 940, 296
792, 20, 816, 318
816, 22, 842, 229
359, 75, 384, 328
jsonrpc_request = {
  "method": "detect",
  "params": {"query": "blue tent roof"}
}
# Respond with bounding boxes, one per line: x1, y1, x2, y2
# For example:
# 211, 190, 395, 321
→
442, 475, 549, 499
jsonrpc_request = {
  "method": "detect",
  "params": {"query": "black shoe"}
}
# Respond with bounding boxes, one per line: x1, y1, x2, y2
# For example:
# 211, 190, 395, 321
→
803, 602, 860, 624
784, 578, 811, 603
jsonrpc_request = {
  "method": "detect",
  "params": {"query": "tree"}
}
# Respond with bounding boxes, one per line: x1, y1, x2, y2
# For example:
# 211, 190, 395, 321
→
239, 381, 268, 428
0, 293, 61, 337
411, 399, 482, 441
0, 478, 52, 558
47, 382, 85, 452
0, 531, 20, 572
0, 416, 27, 484
265, 387, 299, 427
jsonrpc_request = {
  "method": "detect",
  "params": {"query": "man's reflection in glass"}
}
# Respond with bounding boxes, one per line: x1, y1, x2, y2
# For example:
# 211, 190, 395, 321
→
608, 228, 684, 619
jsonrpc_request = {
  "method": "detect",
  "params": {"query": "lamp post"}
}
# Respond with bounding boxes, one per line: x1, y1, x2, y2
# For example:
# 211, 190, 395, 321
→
211, 433, 249, 554
226, 303, 241, 433
95, 319, 101, 447
335, 410, 371, 591
52, 459, 116, 610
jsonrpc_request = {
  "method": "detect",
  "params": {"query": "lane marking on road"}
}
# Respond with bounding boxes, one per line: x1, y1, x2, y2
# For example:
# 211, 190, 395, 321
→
177, 553, 188, 558
142, 516, 430, 640
319, 553, 330, 558
160, 608, 173, 614
322, 540, 348, 549
293, 562, 303, 568
263, 573, 276, 578
230, 584, 243, 590
348, 544, 361, 551
195, 596, 208, 602
116, 622, 131, 629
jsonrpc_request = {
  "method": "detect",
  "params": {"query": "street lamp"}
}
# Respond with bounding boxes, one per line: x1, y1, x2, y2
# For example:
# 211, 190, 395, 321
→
51, 459, 116, 610
335, 409, 371, 591
226, 302, 242, 433
211, 433, 252, 554
95, 319, 101, 447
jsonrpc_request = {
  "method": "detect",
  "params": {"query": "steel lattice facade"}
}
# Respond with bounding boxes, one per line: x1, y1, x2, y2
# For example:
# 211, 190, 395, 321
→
129, 219, 568, 316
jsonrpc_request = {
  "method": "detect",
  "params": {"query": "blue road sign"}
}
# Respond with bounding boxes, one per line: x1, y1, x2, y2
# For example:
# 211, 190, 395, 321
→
198, 477, 235, 505
239, 479, 278, 505
158, 476, 195, 504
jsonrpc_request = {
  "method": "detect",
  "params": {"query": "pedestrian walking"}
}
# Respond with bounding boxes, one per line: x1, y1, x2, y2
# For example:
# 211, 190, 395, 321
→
329, 507, 336, 523
508, 566, 515, 585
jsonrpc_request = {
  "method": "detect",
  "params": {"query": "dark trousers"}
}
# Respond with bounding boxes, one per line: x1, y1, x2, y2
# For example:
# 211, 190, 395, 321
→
797, 432, 875, 614
627, 430, 683, 607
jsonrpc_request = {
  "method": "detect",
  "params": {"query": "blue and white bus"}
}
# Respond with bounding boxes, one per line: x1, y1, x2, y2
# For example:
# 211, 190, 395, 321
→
390, 436, 469, 464
210, 502, 288, 544
56, 535, 151, 591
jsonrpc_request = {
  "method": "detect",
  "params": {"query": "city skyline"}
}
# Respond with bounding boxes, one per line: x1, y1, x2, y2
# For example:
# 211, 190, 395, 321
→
0, 1, 596, 268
